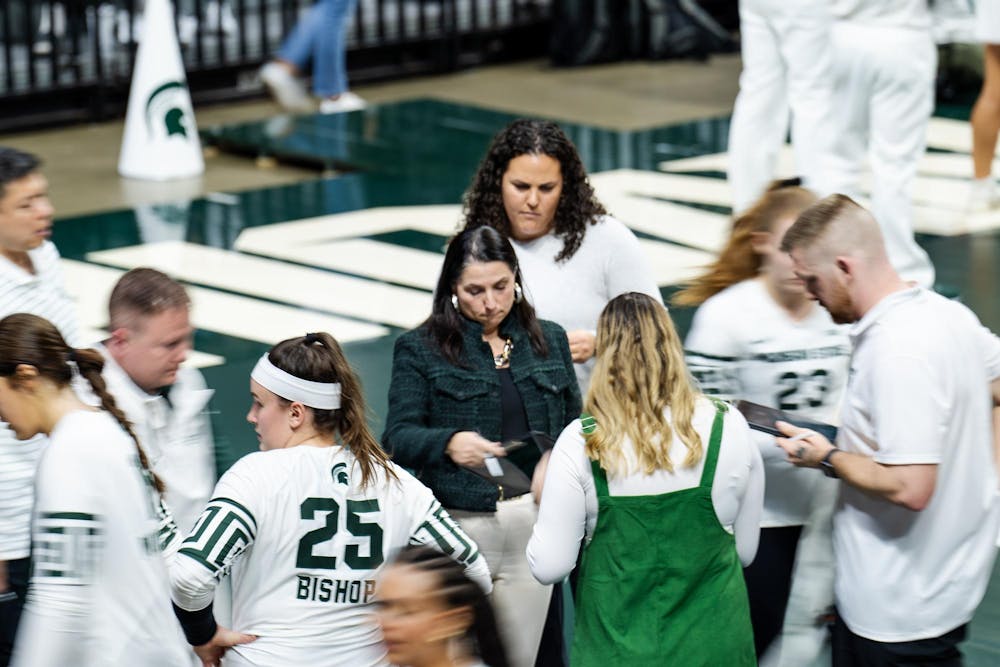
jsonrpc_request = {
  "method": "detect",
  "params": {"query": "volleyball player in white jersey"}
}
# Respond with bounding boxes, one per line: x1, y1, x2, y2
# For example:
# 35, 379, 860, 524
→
675, 180, 850, 666
0, 313, 186, 667
169, 333, 491, 667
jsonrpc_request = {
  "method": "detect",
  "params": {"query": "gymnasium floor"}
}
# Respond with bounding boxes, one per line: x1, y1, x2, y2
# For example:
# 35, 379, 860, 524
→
6, 57, 1000, 662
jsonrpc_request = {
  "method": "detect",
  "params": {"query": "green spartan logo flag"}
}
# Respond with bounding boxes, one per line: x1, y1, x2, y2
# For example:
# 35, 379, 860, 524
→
144, 81, 192, 139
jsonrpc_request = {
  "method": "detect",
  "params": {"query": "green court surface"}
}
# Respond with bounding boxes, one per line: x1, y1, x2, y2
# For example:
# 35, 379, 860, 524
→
55, 99, 1000, 662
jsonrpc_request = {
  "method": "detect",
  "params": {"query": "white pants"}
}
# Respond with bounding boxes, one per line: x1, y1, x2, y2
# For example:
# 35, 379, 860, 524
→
728, 0, 836, 213
827, 21, 936, 288
450, 494, 551, 667
762, 477, 837, 667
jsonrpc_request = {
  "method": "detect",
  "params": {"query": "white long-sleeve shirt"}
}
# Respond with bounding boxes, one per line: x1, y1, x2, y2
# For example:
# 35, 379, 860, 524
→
527, 398, 764, 584
512, 215, 663, 393
169, 445, 490, 667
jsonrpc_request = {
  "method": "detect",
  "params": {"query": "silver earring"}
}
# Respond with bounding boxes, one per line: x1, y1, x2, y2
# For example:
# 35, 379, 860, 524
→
514, 283, 523, 304
451, 294, 459, 310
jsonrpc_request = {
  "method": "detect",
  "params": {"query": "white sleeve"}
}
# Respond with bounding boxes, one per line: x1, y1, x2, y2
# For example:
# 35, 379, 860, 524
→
526, 421, 589, 585
13, 439, 105, 666
404, 474, 493, 593
724, 410, 764, 566
685, 299, 744, 400
978, 324, 1000, 381
602, 217, 663, 305
169, 463, 259, 612
871, 354, 946, 464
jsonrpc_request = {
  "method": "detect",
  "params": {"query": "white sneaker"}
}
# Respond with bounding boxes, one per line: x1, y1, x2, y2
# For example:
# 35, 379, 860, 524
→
260, 62, 314, 113
318, 91, 367, 114
968, 178, 998, 213
203, 1, 238, 34
178, 15, 198, 45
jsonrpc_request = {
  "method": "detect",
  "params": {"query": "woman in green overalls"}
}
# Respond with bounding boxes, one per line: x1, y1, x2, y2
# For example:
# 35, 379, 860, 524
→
527, 292, 765, 666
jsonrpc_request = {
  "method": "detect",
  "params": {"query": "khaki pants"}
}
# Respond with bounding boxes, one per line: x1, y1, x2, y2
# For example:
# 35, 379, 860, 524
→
451, 494, 552, 667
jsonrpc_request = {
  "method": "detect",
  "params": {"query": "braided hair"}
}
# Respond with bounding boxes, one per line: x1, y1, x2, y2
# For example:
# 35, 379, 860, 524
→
0, 313, 164, 493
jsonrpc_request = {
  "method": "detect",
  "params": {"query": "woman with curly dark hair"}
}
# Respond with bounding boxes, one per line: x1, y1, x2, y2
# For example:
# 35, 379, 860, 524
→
462, 119, 661, 395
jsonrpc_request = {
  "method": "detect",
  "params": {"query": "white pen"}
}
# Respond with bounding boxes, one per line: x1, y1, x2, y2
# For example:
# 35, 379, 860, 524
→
783, 429, 819, 443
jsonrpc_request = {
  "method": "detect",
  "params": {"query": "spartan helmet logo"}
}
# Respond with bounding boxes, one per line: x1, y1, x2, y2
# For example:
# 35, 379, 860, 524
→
144, 80, 192, 139
331, 463, 349, 486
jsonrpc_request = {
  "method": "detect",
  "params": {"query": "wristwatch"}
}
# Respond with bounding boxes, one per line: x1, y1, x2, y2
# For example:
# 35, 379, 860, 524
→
820, 448, 840, 479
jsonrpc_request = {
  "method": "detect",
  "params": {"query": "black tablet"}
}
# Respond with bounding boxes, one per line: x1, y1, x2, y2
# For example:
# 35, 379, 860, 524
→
735, 400, 839, 442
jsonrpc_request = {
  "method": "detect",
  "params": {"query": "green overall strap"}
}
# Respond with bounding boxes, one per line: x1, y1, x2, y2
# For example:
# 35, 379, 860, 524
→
581, 413, 611, 499
699, 399, 728, 488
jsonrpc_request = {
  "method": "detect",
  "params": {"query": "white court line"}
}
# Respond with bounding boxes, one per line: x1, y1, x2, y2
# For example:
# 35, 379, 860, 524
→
234, 205, 463, 252
237, 237, 445, 292
86, 242, 431, 330
593, 169, 732, 208
63, 258, 389, 346
926, 117, 972, 153
637, 239, 715, 286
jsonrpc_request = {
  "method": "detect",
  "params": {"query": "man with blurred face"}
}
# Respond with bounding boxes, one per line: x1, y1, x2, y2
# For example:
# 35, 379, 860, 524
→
102, 268, 215, 536
0, 147, 80, 667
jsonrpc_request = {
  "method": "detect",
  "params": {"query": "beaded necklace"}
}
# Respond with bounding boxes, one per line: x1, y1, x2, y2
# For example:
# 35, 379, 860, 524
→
493, 337, 513, 369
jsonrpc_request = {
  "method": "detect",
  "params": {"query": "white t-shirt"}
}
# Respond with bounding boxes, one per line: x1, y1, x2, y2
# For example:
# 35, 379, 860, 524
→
511, 215, 663, 393
0, 241, 80, 560
11, 410, 188, 667
835, 287, 1000, 642
832, 0, 931, 29
169, 445, 491, 667
685, 279, 850, 526
526, 398, 764, 584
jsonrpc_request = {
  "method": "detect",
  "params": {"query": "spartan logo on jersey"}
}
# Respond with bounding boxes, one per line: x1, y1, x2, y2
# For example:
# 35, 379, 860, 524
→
179, 498, 256, 574
331, 462, 349, 486
144, 81, 193, 139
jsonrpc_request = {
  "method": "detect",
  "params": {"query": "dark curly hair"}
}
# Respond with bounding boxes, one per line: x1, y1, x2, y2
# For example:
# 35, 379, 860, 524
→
462, 119, 607, 263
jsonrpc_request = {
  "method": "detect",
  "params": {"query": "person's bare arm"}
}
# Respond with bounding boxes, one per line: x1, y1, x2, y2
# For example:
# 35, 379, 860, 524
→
775, 422, 937, 511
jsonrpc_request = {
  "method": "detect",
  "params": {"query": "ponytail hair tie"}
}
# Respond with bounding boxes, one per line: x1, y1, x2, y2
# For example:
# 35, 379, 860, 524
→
67, 348, 78, 363
303, 333, 321, 345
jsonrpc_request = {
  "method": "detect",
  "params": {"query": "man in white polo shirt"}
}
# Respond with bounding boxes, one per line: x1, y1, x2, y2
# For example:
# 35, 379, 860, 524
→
0, 147, 80, 667
774, 194, 1000, 665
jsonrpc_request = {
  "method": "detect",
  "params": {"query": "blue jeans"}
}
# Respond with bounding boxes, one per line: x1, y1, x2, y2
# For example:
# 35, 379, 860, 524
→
277, 0, 358, 97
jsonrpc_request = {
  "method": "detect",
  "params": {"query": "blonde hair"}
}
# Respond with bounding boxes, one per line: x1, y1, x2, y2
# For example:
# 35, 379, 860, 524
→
673, 180, 818, 307
584, 293, 702, 476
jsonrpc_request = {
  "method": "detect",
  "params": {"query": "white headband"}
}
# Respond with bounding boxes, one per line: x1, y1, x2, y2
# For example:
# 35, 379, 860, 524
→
251, 354, 342, 410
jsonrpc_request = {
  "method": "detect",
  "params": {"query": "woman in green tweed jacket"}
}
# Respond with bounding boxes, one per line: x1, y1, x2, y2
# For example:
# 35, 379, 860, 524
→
383, 226, 580, 667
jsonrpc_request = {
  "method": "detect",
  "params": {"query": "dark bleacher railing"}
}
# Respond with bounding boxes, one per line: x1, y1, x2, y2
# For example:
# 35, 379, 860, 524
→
0, 0, 551, 132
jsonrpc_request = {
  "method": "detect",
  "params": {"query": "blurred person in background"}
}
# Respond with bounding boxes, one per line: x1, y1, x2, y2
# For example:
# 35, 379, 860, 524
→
377, 545, 509, 667
727, 0, 835, 214
676, 180, 849, 665
259, 0, 365, 114
969, 0, 1000, 211
0, 147, 79, 667
3, 314, 187, 667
